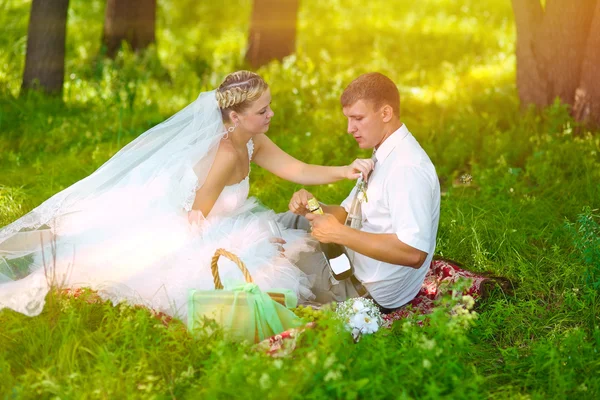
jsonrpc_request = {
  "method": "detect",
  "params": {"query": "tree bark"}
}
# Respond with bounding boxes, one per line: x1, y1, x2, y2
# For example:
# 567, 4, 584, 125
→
246, 0, 300, 68
512, 0, 547, 107
535, 0, 596, 105
574, 1, 600, 126
103, 0, 156, 58
21, 0, 70, 95
512, 0, 600, 127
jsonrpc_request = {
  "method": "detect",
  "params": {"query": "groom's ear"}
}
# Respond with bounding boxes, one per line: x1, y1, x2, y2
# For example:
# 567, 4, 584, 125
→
381, 104, 394, 123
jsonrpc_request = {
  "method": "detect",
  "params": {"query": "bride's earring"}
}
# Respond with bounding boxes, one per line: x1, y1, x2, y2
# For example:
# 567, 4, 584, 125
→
223, 123, 238, 139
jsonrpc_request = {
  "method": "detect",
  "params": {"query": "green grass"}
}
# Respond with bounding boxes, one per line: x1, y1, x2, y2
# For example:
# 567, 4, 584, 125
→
1, 0, 600, 398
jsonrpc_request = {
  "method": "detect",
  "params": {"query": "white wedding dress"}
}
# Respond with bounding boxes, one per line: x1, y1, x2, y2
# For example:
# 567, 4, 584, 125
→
0, 91, 314, 320
94, 138, 315, 319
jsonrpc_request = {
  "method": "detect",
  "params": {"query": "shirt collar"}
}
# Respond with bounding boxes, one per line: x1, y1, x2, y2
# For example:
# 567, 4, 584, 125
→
373, 124, 409, 164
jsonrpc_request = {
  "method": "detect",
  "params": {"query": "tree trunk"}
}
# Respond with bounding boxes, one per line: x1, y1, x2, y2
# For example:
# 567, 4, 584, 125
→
103, 0, 156, 58
574, 1, 600, 126
246, 0, 300, 68
534, 0, 595, 105
512, 0, 600, 127
511, 0, 547, 107
21, 0, 70, 95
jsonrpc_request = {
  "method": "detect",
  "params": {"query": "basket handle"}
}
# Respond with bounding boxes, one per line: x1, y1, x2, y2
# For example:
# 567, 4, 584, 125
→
211, 248, 254, 289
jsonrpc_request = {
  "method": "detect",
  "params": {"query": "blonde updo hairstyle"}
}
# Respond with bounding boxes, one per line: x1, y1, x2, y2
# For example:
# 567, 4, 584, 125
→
216, 71, 269, 123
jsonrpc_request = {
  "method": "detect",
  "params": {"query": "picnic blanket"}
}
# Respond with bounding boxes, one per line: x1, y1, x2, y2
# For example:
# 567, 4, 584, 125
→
256, 257, 513, 357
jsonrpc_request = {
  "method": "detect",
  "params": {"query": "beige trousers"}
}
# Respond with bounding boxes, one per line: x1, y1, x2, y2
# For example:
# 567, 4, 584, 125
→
276, 211, 362, 305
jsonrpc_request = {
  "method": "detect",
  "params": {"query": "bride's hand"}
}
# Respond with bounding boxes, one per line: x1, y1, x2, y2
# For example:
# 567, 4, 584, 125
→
188, 209, 205, 225
345, 158, 374, 180
269, 237, 286, 254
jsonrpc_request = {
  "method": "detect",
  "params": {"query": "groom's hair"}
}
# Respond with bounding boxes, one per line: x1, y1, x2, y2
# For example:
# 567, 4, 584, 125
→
341, 72, 400, 117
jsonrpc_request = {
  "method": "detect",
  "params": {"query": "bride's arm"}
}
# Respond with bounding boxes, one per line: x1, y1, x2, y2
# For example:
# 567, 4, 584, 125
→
252, 134, 373, 185
189, 142, 237, 219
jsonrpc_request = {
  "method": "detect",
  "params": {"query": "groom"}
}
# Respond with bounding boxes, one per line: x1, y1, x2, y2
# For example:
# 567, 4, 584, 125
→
279, 72, 441, 313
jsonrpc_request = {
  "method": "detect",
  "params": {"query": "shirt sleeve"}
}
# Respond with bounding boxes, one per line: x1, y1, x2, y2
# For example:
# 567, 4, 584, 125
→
341, 185, 358, 212
386, 165, 434, 253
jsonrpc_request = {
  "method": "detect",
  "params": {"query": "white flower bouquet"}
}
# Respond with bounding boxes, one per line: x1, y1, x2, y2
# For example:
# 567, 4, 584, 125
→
336, 297, 383, 342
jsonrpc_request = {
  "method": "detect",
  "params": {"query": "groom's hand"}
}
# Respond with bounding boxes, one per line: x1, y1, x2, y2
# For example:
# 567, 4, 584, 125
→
305, 212, 343, 243
288, 189, 314, 216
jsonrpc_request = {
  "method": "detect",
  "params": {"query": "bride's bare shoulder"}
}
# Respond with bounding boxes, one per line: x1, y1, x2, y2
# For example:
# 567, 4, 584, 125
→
251, 133, 271, 154
211, 140, 238, 169
217, 138, 237, 153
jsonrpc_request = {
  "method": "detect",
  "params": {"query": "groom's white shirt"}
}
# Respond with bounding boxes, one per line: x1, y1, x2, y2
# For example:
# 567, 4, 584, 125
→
341, 124, 441, 309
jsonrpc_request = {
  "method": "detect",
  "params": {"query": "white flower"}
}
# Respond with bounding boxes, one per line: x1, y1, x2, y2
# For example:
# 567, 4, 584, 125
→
352, 299, 366, 313
350, 311, 379, 334
336, 297, 383, 341
364, 318, 379, 334
349, 312, 366, 330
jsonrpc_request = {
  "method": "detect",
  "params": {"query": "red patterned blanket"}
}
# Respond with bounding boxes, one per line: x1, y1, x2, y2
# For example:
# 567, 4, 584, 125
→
257, 258, 512, 357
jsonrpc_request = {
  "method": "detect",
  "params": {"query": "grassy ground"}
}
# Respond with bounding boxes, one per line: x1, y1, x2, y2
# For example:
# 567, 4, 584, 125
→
1, 0, 600, 398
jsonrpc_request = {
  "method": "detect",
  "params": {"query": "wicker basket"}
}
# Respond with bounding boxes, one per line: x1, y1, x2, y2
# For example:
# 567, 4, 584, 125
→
187, 248, 302, 342
210, 248, 292, 307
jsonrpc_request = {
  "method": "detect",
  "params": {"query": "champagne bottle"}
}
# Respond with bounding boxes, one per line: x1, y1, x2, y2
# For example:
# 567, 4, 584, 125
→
307, 198, 324, 214
307, 196, 353, 281
344, 176, 365, 230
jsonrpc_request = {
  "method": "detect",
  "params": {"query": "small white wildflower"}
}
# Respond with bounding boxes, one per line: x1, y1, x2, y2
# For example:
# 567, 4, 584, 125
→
324, 369, 342, 382
324, 355, 337, 369
422, 359, 432, 369
307, 351, 318, 365
462, 295, 475, 310
259, 373, 272, 389
420, 338, 436, 350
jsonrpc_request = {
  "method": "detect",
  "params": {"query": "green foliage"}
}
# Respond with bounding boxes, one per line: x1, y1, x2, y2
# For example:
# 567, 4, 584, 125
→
0, 291, 215, 398
1, 0, 600, 398
566, 207, 600, 291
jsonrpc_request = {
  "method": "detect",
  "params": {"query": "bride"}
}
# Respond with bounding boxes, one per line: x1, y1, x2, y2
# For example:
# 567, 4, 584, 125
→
0, 71, 373, 320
